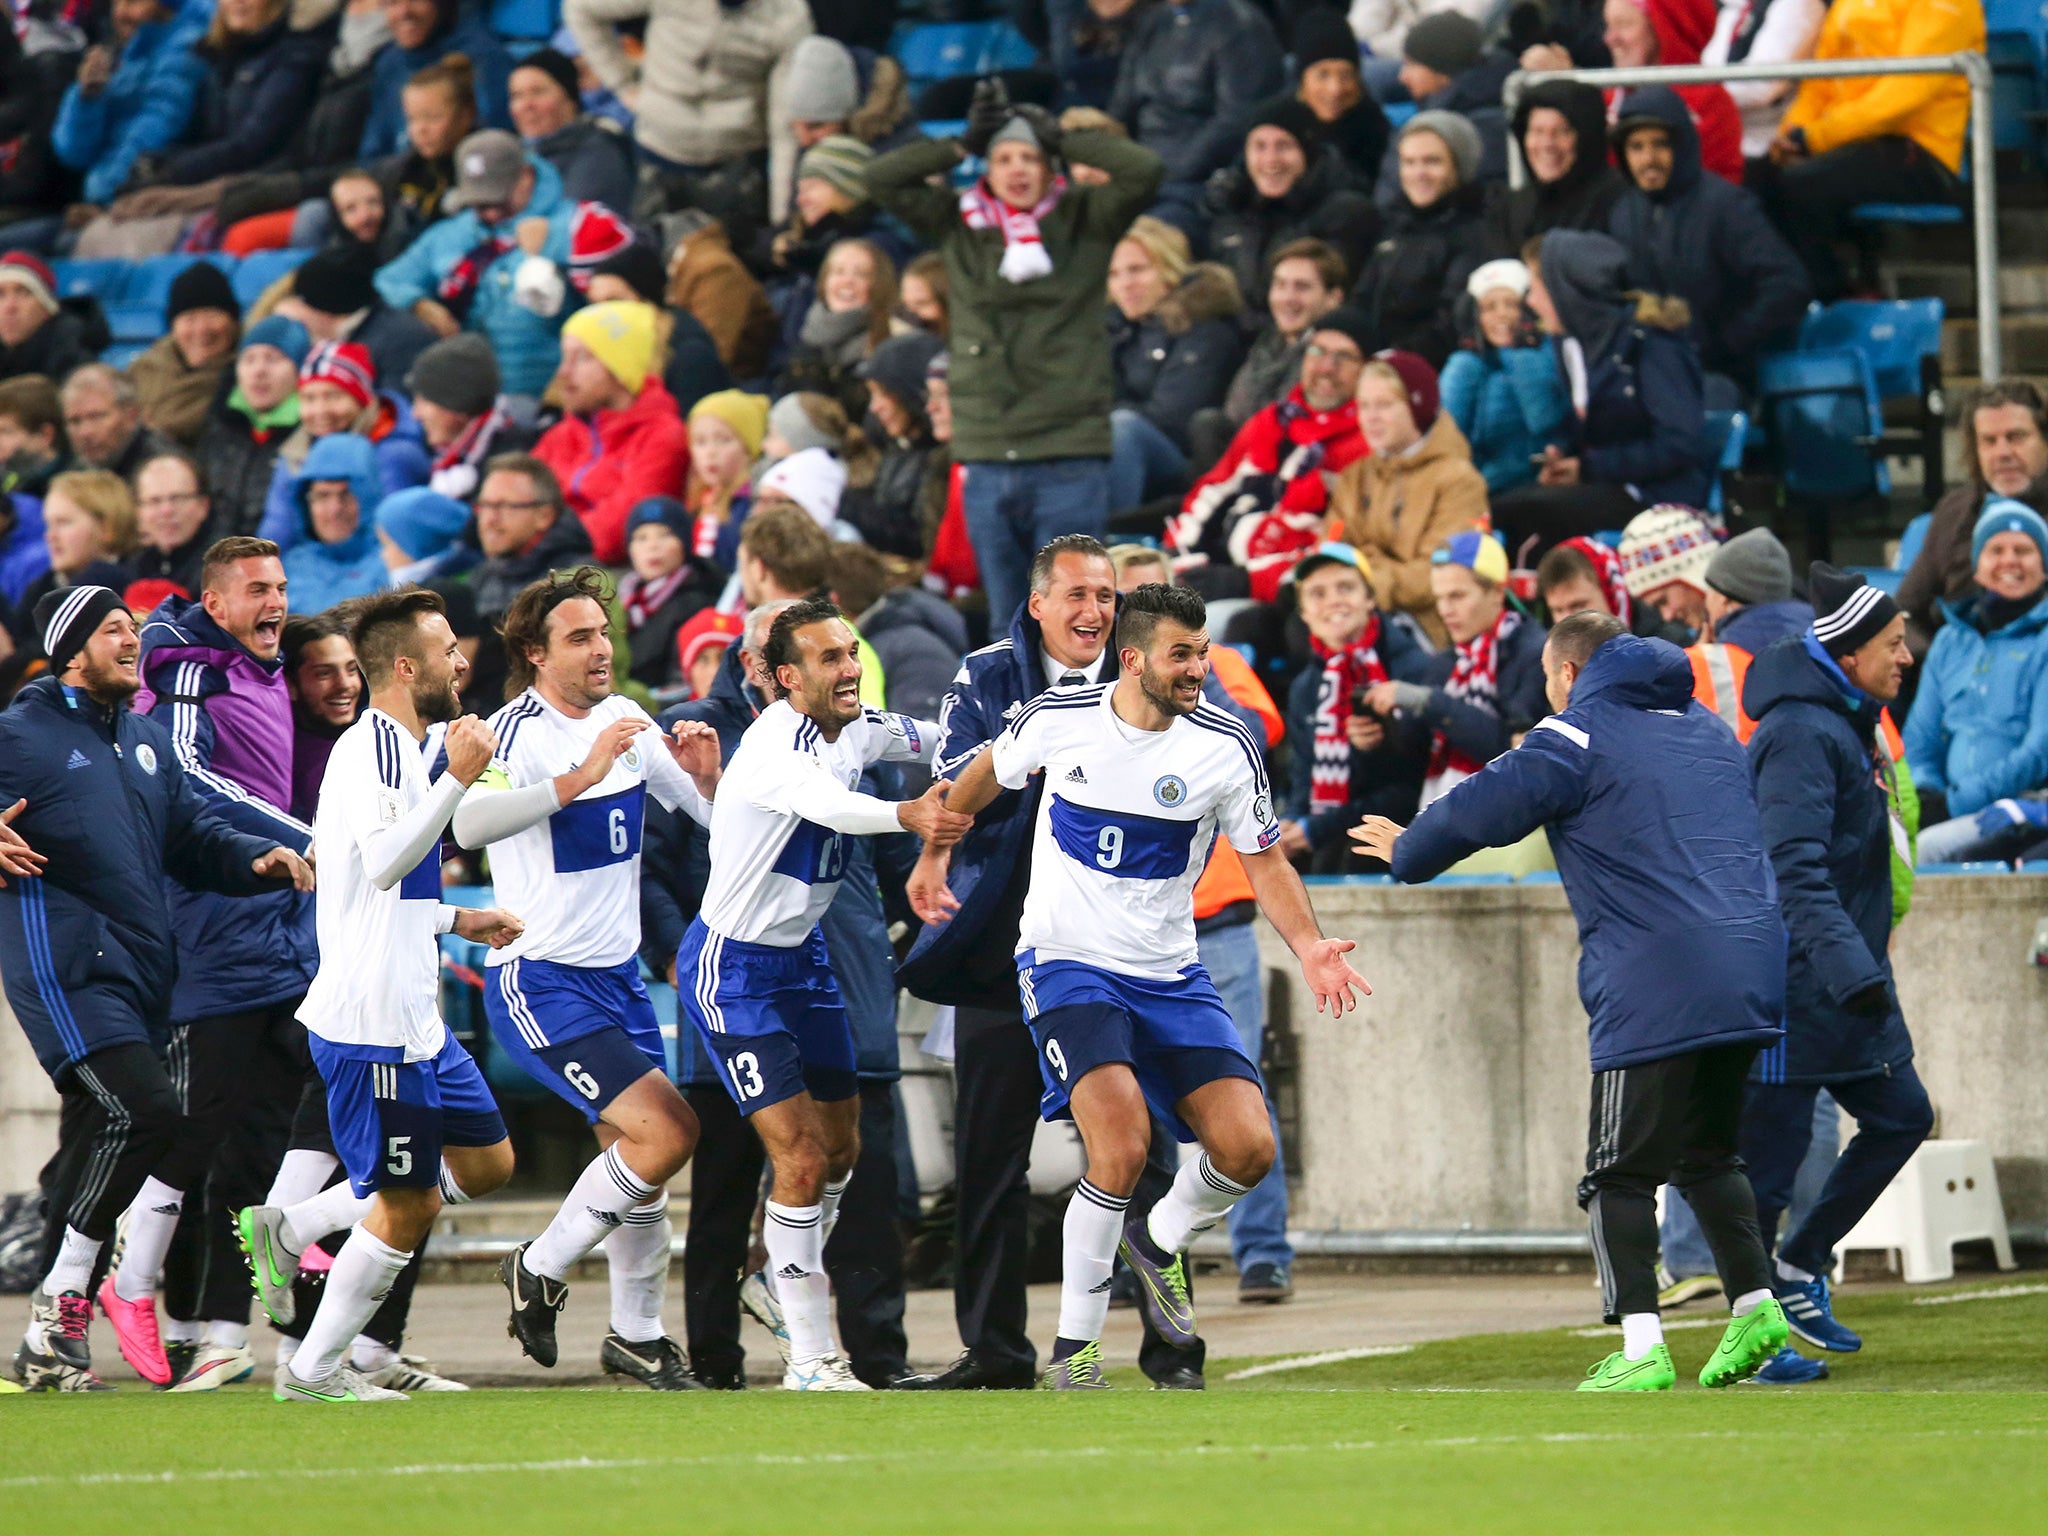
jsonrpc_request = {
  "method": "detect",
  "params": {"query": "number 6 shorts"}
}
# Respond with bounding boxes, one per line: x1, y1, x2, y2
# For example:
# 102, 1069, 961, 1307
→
1017, 950, 1260, 1144
677, 918, 860, 1114
308, 1032, 507, 1198
484, 956, 668, 1124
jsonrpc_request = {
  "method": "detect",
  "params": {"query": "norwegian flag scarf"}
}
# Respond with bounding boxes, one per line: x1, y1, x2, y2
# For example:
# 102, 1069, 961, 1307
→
959, 175, 1067, 284
1310, 615, 1390, 814
1427, 606, 1522, 793
428, 400, 509, 501
436, 230, 513, 321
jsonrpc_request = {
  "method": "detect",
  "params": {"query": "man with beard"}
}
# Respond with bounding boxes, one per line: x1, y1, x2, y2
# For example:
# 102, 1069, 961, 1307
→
910, 582, 1367, 1388
263, 587, 519, 1403
0, 586, 312, 1390
458, 567, 724, 1389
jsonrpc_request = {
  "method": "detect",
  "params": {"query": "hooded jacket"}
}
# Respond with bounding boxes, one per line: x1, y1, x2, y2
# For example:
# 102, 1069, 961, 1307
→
1350, 182, 1490, 369
1107, 0, 1285, 185
0, 677, 284, 1073
359, 0, 514, 159
1903, 588, 2048, 817
533, 374, 691, 567
1204, 146, 1379, 314
1394, 634, 1785, 1072
1485, 81, 1627, 256
258, 392, 432, 550
1108, 263, 1247, 451
1612, 0, 1745, 183
1743, 633, 1915, 1084
50, 6, 210, 206
282, 433, 389, 614
1538, 228, 1709, 508
163, 9, 333, 185
1440, 327, 1569, 496
133, 595, 318, 1023
1606, 86, 1810, 384
530, 115, 635, 212
1325, 412, 1492, 647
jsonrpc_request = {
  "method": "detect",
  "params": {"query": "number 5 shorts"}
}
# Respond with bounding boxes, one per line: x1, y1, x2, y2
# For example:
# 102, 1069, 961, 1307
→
483, 956, 669, 1124
677, 918, 860, 1114
1017, 950, 1260, 1143
308, 1032, 507, 1198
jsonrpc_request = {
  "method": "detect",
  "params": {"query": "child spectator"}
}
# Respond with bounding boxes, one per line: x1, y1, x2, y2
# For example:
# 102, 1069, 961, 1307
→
1616, 503, 1719, 637
199, 315, 307, 536
359, 0, 513, 159
128, 263, 241, 448
283, 432, 388, 612
776, 236, 897, 423
1351, 113, 1490, 368
311, 166, 420, 268
619, 495, 723, 692
1326, 349, 1489, 646
1438, 258, 1567, 496
684, 388, 768, 572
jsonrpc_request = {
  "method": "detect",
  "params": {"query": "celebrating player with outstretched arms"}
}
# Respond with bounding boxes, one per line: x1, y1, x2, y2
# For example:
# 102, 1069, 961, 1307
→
909, 582, 1367, 1388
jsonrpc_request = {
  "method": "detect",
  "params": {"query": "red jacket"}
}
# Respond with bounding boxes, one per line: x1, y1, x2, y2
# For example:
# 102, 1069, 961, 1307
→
1165, 388, 1367, 603
534, 376, 691, 565
1609, 0, 1744, 183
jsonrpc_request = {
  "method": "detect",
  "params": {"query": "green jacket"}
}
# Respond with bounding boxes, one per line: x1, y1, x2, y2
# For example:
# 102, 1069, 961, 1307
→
865, 131, 1164, 465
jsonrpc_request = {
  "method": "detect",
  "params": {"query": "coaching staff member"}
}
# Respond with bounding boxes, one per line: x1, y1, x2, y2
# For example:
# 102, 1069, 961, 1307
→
1355, 614, 1790, 1393
0, 586, 311, 1390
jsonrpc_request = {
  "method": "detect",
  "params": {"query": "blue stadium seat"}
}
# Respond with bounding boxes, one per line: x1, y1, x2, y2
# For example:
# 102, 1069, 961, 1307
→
1799, 299, 1944, 404
1896, 510, 1933, 571
1383, 101, 1417, 129
893, 21, 1003, 87
1847, 565, 1903, 594
1755, 347, 1891, 559
124, 253, 216, 313
1987, 0, 2048, 165
232, 248, 310, 306
48, 259, 128, 302
1702, 408, 1747, 518
489, 0, 557, 39
102, 309, 162, 345
99, 342, 149, 370
977, 21, 1038, 72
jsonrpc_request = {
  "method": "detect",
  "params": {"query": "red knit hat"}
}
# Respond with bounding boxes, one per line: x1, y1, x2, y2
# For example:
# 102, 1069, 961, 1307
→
0, 252, 60, 316
299, 340, 376, 411
1371, 349, 1440, 434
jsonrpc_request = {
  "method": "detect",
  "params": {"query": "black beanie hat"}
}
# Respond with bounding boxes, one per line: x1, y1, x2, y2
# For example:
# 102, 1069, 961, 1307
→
1248, 95, 1323, 153
1307, 303, 1375, 356
293, 248, 377, 318
1403, 11, 1483, 74
1292, 9, 1361, 71
167, 261, 239, 323
858, 331, 947, 416
511, 46, 581, 110
406, 332, 500, 415
33, 585, 126, 678
1809, 561, 1901, 657
593, 242, 666, 305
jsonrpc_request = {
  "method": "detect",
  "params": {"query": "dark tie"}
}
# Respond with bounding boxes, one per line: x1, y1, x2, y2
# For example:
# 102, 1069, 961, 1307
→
1059, 671, 1087, 687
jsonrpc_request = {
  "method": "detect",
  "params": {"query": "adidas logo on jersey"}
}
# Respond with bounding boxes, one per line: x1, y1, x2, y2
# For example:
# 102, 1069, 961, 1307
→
65, 749, 91, 770
1065, 766, 1088, 784
776, 1263, 809, 1281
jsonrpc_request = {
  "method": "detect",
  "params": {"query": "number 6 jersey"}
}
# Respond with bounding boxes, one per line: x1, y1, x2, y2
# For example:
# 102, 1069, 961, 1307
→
477, 689, 713, 970
991, 684, 1281, 982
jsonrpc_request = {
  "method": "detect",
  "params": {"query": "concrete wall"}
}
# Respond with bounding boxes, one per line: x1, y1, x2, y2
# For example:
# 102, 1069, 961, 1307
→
1259, 873, 2048, 1237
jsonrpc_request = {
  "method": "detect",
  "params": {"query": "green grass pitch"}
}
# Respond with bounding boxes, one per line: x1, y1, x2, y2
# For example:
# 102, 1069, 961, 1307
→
6, 1280, 2046, 1535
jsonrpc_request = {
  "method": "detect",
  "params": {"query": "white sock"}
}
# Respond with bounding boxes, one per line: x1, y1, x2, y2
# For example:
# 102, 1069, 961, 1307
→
274, 1335, 297, 1370
1622, 1312, 1665, 1361
819, 1174, 851, 1247
282, 1179, 374, 1253
526, 1144, 658, 1281
293, 1225, 410, 1384
350, 1335, 398, 1372
1146, 1153, 1251, 1255
203, 1319, 248, 1350
42, 1225, 101, 1299
1775, 1256, 1815, 1284
113, 1176, 184, 1302
763, 1200, 832, 1362
1057, 1180, 1130, 1344
266, 1148, 339, 1209
604, 1194, 671, 1343
1731, 1287, 1773, 1317
438, 1161, 475, 1204
163, 1316, 202, 1344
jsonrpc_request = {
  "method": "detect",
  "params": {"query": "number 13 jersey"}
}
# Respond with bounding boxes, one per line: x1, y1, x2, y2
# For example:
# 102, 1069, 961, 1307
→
992, 684, 1281, 982
480, 689, 711, 970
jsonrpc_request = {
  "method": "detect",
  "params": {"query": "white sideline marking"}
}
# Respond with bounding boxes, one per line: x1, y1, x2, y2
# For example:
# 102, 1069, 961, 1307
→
1223, 1345, 1414, 1381
9, 1428, 2046, 1491
1912, 1283, 2048, 1306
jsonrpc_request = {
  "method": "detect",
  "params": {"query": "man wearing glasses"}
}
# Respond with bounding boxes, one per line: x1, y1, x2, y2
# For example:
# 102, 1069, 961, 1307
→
125, 451, 219, 601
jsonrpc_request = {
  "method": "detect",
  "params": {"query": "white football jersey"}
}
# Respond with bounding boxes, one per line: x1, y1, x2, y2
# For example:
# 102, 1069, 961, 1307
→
700, 700, 936, 947
298, 709, 456, 1060
992, 684, 1280, 981
475, 690, 713, 969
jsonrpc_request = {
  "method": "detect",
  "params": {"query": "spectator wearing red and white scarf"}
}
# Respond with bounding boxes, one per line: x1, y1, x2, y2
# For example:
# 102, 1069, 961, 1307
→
1277, 543, 1431, 870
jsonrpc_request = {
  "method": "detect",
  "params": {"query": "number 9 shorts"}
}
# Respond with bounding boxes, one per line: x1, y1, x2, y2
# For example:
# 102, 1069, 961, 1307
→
1017, 950, 1260, 1143
308, 1032, 507, 1198
676, 918, 860, 1114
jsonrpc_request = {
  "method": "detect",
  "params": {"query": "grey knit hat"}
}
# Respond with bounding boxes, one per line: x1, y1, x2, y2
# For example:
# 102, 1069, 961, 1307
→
1403, 12, 1483, 75
990, 114, 1044, 154
768, 392, 839, 457
406, 332, 500, 416
1704, 527, 1793, 606
785, 35, 860, 123
1400, 110, 1483, 187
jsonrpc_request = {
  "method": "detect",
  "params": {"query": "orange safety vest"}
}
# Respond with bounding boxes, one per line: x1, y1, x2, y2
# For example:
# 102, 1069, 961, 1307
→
1193, 647, 1283, 921
1689, 641, 1757, 741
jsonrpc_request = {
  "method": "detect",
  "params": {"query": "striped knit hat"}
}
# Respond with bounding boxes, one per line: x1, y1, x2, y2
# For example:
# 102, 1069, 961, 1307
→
1617, 504, 1717, 598
299, 341, 375, 411
33, 585, 126, 677
1809, 561, 1900, 657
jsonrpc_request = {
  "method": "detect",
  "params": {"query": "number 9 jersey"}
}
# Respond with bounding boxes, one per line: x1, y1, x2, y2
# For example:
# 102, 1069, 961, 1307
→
992, 684, 1281, 982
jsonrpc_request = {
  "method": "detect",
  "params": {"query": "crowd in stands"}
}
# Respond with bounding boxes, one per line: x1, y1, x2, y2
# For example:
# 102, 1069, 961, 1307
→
0, 0, 2032, 876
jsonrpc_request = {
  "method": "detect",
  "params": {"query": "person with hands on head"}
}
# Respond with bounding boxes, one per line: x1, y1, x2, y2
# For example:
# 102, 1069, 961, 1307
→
1353, 611, 1791, 1393
908, 582, 1366, 1389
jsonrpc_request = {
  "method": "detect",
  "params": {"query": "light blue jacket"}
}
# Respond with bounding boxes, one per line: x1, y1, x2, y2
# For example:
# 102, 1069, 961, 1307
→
1903, 591, 2048, 816
1438, 338, 1569, 496
374, 154, 580, 397
51, 8, 212, 207
282, 434, 389, 615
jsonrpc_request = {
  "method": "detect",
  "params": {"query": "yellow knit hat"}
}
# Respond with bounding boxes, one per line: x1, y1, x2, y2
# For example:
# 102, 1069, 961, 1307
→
562, 300, 657, 393
688, 389, 770, 459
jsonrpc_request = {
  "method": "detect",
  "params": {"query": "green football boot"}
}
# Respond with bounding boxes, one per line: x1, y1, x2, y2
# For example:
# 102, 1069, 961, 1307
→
1040, 1340, 1110, 1390
1576, 1345, 1676, 1392
1700, 1297, 1790, 1388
